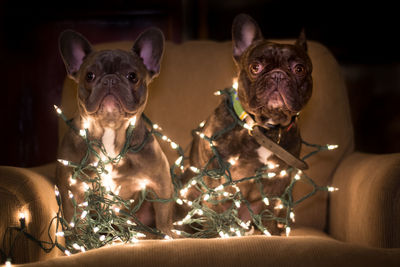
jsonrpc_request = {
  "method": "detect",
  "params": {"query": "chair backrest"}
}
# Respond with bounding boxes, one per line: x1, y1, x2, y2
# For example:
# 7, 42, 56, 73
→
59, 40, 354, 231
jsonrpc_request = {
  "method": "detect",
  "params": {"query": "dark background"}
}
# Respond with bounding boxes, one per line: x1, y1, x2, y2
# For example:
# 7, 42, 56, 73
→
1, 0, 399, 167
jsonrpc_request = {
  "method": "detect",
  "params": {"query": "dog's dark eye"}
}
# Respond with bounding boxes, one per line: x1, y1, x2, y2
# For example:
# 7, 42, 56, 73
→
127, 72, 138, 83
293, 64, 306, 75
86, 72, 96, 82
249, 63, 264, 75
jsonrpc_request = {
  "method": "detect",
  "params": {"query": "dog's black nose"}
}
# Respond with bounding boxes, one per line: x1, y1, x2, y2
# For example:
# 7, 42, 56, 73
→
270, 70, 285, 81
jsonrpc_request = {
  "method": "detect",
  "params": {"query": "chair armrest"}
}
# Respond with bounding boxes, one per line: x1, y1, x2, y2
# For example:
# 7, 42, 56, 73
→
0, 165, 63, 264
329, 152, 400, 248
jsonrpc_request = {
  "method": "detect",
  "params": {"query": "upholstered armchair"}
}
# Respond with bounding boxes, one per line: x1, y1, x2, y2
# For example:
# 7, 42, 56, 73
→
1, 39, 399, 266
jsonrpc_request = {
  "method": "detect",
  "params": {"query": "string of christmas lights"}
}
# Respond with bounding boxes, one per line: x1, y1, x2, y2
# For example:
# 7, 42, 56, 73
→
171, 86, 338, 238
53, 106, 186, 255
0, 83, 338, 266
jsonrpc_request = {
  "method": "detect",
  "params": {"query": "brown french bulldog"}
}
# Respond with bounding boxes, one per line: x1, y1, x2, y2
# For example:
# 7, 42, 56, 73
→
185, 14, 313, 235
56, 28, 175, 237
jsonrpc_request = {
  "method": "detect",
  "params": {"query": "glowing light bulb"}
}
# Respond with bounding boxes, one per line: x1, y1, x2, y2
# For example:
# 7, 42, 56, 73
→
267, 162, 276, 169
228, 156, 238, 166
327, 144, 338, 150
174, 221, 183, 226
234, 200, 241, 208
215, 185, 224, 191
232, 79, 238, 90
99, 235, 105, 241
19, 212, 25, 220
72, 243, 80, 250
176, 198, 183, 205
190, 166, 200, 173
180, 188, 188, 197
195, 209, 204, 216
280, 170, 288, 177
263, 197, 270, 206
136, 233, 146, 238
290, 212, 295, 222
328, 186, 339, 192
164, 235, 172, 240
203, 194, 210, 201
199, 121, 206, 128
80, 210, 88, 219
64, 250, 71, 256
129, 116, 137, 126
172, 229, 182, 235
131, 237, 139, 243
214, 90, 222, 96
58, 159, 69, 166
5, 259, 11, 267
139, 180, 147, 190
240, 222, 249, 230
175, 156, 183, 166
69, 176, 77, 185
170, 142, 178, 149
114, 207, 120, 213
286, 227, 291, 237
263, 229, 272, 236
267, 172, 276, 178
68, 190, 74, 199
54, 105, 62, 114
79, 129, 86, 137
56, 231, 64, 237
54, 185, 60, 196
83, 120, 90, 129
152, 124, 159, 130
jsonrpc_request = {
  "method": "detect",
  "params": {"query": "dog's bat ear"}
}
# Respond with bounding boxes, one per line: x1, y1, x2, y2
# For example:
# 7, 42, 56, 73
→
232, 14, 263, 62
59, 30, 93, 81
295, 28, 307, 52
132, 27, 165, 78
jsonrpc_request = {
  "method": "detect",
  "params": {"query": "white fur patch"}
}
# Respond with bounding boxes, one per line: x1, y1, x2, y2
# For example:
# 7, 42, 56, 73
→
256, 146, 272, 165
102, 128, 117, 158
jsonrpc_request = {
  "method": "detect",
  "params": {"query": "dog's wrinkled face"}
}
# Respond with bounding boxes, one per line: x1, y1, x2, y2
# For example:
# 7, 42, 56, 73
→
233, 14, 313, 126
59, 29, 164, 129
77, 50, 148, 128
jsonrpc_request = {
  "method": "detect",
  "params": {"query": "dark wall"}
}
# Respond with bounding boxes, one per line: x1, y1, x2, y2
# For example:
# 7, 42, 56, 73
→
1, 0, 399, 167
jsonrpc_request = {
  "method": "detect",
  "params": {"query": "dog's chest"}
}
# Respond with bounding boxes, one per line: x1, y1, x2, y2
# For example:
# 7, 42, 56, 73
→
255, 146, 273, 165
102, 128, 117, 158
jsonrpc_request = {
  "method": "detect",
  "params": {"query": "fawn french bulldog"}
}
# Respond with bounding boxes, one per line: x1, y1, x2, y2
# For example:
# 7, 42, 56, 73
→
56, 28, 175, 237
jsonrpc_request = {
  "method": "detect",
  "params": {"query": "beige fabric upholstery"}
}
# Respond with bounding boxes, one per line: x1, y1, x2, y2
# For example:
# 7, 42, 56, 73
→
12, 236, 400, 267
1, 39, 399, 266
0, 167, 63, 264
330, 152, 400, 247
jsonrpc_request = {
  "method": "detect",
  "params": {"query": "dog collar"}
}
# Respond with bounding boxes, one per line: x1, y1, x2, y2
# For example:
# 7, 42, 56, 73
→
229, 88, 249, 121
224, 88, 308, 170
